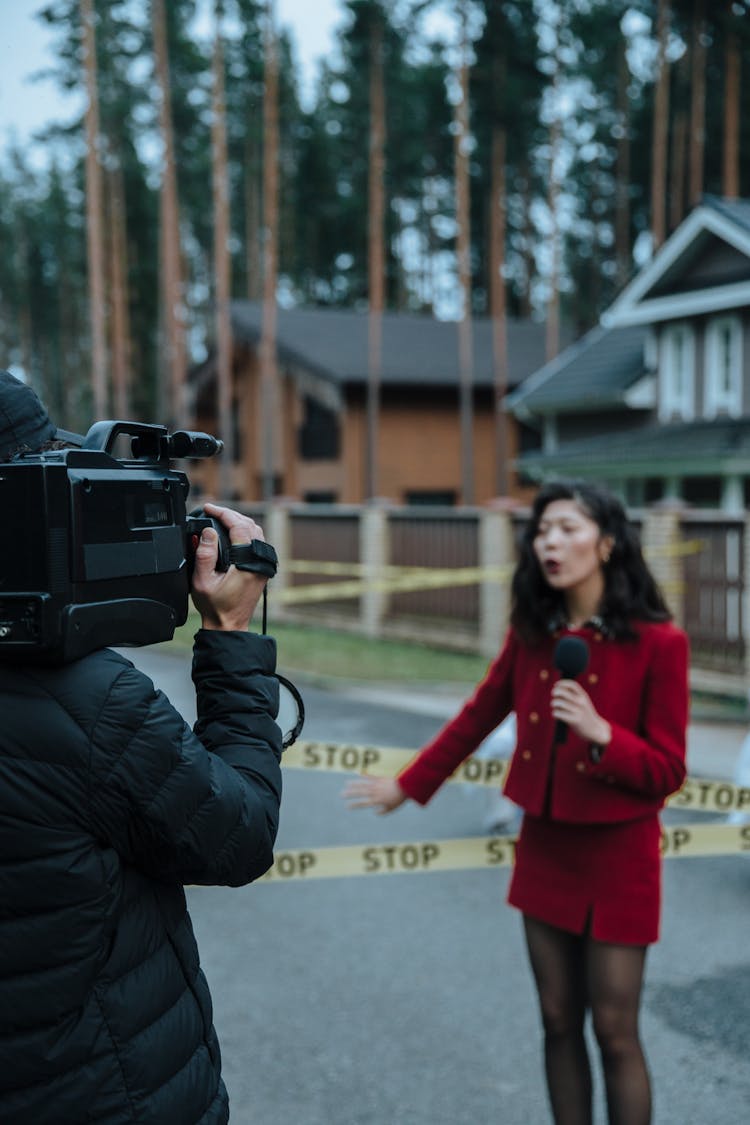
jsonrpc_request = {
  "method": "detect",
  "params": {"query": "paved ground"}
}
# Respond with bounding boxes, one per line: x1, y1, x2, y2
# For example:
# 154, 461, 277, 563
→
121, 647, 750, 1125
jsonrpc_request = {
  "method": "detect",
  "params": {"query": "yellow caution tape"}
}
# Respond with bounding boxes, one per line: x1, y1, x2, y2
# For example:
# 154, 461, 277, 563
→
284, 741, 508, 788
645, 538, 707, 560
284, 538, 706, 582
259, 823, 750, 883
671, 776, 750, 815
274, 539, 705, 607
277, 565, 513, 606
287, 561, 465, 577
285, 740, 750, 815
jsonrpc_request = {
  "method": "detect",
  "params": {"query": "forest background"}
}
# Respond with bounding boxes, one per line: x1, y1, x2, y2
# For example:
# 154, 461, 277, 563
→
1, 0, 749, 447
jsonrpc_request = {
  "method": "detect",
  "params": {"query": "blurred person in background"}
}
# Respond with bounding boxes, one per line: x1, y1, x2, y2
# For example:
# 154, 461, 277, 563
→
346, 480, 689, 1125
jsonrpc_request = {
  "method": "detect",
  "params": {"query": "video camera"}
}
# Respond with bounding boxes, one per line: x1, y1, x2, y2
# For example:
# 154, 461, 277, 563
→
0, 420, 277, 664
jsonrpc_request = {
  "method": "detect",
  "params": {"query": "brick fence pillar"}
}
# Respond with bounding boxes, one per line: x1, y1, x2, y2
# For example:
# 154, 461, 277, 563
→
360, 503, 390, 638
641, 503, 684, 627
265, 502, 292, 621
479, 503, 518, 660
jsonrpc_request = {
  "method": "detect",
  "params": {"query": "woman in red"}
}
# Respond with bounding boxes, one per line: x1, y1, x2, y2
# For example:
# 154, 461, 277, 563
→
346, 480, 689, 1125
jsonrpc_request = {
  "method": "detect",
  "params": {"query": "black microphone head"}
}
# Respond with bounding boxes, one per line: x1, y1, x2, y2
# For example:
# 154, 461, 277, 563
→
554, 635, 590, 679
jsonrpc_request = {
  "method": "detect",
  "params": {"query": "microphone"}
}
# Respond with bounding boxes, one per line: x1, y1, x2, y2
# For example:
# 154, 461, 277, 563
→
553, 636, 590, 744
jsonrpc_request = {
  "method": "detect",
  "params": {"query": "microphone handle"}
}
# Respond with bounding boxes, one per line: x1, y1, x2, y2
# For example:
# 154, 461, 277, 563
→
554, 718, 568, 745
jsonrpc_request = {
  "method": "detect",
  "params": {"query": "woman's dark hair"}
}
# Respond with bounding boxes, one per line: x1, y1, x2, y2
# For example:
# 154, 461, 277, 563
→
510, 479, 671, 644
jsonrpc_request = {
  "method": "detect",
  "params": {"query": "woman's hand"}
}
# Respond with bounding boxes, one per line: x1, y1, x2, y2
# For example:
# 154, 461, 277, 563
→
343, 776, 407, 815
550, 680, 612, 747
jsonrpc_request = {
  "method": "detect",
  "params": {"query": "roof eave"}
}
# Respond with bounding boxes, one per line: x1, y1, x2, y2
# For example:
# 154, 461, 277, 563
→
519, 452, 750, 477
605, 202, 750, 325
604, 280, 750, 328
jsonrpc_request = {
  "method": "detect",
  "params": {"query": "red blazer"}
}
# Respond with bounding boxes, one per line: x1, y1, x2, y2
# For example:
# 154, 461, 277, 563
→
398, 620, 689, 824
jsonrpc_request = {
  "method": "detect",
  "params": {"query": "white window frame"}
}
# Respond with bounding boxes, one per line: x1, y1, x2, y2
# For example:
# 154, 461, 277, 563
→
659, 322, 695, 422
703, 314, 743, 418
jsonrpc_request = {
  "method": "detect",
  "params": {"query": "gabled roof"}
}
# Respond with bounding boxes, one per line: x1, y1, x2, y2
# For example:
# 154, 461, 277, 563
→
518, 417, 750, 479
226, 301, 561, 391
704, 195, 750, 235
605, 195, 750, 328
505, 323, 648, 415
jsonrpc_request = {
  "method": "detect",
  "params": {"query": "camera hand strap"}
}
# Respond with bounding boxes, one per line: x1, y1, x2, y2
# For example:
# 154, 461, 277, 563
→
227, 541, 278, 635
227, 540, 278, 579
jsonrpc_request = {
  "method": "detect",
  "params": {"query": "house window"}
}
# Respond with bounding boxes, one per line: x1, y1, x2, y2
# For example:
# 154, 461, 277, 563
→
659, 323, 695, 422
704, 315, 742, 418
304, 491, 337, 504
298, 396, 340, 460
683, 477, 722, 508
405, 490, 457, 507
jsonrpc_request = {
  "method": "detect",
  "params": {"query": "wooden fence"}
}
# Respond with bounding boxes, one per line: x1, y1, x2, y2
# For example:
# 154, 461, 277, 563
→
245, 501, 750, 698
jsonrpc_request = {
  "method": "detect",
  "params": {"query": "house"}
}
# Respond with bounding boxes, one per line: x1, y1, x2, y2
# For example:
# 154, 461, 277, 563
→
190, 302, 562, 505
507, 196, 750, 512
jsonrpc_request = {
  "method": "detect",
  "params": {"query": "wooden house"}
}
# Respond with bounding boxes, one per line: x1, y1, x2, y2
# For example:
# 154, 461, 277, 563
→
190, 302, 561, 505
507, 196, 750, 512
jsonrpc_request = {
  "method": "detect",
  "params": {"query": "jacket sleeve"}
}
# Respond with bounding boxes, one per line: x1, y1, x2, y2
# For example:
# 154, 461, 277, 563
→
397, 629, 517, 805
86, 631, 283, 886
587, 625, 689, 800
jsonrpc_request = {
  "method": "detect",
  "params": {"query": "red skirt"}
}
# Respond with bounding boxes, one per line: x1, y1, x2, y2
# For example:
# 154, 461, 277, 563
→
507, 813, 662, 945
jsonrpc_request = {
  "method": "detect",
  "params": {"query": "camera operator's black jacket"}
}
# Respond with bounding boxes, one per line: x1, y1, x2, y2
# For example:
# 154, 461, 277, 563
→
0, 630, 283, 1124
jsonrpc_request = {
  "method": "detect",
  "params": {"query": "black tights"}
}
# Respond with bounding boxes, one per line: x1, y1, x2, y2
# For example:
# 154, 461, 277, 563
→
523, 916, 651, 1125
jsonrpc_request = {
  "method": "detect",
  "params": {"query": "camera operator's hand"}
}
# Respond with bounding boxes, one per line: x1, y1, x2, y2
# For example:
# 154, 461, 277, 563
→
190, 502, 268, 632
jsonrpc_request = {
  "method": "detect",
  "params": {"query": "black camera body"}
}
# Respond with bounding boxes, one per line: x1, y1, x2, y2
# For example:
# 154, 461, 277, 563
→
0, 420, 272, 664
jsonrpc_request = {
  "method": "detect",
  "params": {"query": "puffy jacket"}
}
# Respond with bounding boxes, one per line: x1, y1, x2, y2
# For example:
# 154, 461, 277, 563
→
0, 630, 283, 1124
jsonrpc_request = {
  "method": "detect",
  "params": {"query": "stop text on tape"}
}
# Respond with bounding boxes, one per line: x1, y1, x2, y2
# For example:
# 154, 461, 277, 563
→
260, 823, 750, 883
284, 740, 750, 815
284, 740, 507, 787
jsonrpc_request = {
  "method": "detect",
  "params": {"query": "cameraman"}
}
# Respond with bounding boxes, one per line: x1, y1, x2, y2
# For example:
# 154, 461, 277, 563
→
0, 371, 283, 1124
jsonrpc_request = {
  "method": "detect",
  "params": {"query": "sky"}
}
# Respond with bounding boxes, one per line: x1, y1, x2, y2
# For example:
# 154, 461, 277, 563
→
0, 0, 345, 155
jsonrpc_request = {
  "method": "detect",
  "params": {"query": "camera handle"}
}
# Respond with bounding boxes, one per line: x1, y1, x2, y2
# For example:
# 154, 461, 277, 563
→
186, 511, 303, 747
186, 512, 278, 633
83, 420, 168, 456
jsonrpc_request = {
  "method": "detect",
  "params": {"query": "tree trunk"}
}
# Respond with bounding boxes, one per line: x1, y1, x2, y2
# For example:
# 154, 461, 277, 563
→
454, 2, 474, 506
650, 0, 670, 251
244, 134, 262, 301
722, 5, 740, 199
80, 0, 108, 417
688, 0, 707, 207
519, 158, 534, 318
670, 108, 688, 232
211, 0, 234, 498
108, 163, 130, 420
153, 0, 187, 429
546, 90, 561, 363
367, 8, 386, 501
259, 0, 280, 501
615, 28, 632, 286
544, 16, 563, 363
490, 126, 509, 497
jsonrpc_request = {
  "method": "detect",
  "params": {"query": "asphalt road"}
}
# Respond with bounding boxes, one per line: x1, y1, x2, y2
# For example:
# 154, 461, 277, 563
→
125, 648, 750, 1125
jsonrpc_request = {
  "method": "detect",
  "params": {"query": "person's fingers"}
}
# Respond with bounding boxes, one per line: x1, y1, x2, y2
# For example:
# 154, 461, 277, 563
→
346, 796, 378, 809
202, 501, 265, 544
344, 779, 385, 807
344, 779, 373, 791
191, 526, 219, 584
344, 786, 377, 804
